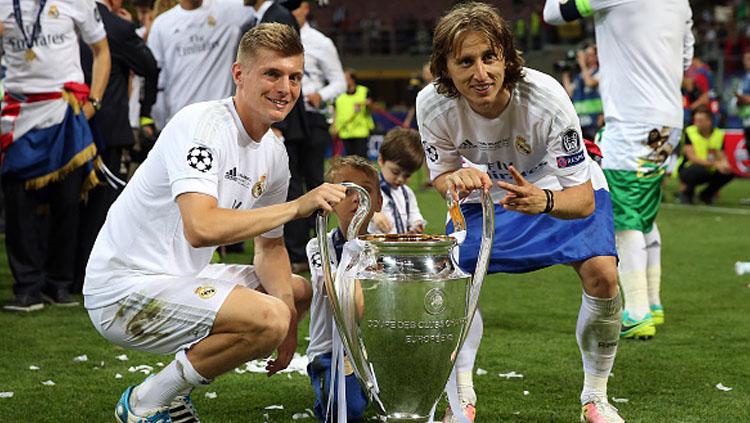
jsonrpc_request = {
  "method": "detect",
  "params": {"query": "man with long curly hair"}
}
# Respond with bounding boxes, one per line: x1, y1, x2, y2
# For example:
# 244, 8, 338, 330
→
417, 3, 624, 422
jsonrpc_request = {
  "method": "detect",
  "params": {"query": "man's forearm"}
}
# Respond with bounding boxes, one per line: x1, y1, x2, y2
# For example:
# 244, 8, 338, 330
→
89, 39, 111, 100
254, 239, 295, 311
547, 181, 595, 219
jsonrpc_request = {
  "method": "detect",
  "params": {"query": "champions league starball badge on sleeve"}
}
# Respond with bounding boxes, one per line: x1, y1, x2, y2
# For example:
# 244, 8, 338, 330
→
316, 183, 493, 422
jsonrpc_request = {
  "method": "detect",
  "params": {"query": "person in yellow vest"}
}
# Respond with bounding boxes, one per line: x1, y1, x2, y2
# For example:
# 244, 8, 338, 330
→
678, 106, 734, 205
333, 68, 374, 159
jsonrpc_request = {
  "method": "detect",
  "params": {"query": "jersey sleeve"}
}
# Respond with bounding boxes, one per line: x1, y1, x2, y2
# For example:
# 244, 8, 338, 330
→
417, 117, 463, 181
253, 141, 291, 239
543, 0, 635, 23
72, 0, 106, 44
306, 238, 324, 291
165, 112, 223, 200
545, 120, 591, 187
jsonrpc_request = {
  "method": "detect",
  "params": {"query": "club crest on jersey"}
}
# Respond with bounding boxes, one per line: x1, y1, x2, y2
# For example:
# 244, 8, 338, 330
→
515, 136, 532, 155
207, 15, 216, 26
562, 129, 580, 154
48, 4, 59, 18
187, 146, 213, 172
195, 285, 216, 299
252, 175, 267, 198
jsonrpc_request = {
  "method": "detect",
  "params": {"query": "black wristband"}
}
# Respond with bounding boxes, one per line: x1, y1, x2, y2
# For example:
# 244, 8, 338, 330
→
542, 189, 555, 214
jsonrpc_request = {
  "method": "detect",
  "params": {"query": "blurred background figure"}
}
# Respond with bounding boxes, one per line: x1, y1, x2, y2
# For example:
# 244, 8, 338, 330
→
333, 69, 374, 159
677, 106, 735, 205
560, 42, 602, 141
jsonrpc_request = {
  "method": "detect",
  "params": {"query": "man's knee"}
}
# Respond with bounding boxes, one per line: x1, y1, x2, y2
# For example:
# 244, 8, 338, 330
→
235, 296, 290, 356
292, 274, 312, 306
579, 256, 619, 298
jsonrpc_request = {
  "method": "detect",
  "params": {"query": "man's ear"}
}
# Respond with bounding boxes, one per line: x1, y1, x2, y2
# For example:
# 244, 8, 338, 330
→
231, 62, 243, 86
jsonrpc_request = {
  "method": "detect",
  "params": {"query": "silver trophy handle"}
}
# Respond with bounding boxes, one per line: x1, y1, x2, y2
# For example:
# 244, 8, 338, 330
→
314, 182, 372, 384
447, 190, 494, 349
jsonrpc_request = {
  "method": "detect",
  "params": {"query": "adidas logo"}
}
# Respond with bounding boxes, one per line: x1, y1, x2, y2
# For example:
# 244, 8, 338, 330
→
459, 139, 476, 149
225, 167, 238, 181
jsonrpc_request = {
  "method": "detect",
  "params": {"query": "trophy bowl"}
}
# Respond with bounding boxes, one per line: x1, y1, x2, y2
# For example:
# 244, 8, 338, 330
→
316, 183, 493, 422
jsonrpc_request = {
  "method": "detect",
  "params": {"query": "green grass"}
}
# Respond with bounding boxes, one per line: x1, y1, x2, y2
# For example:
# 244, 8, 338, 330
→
1, 177, 749, 422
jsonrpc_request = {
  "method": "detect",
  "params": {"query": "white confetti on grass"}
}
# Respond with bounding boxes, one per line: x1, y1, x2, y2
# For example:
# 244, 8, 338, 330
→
611, 397, 629, 403
156, 362, 165, 367
205, 392, 217, 399
29, 365, 40, 371
475, 368, 487, 376
0, 392, 13, 398
715, 383, 733, 392
128, 365, 154, 375
116, 354, 129, 361
41, 380, 55, 386
73, 354, 88, 362
523, 390, 529, 396
236, 353, 309, 376
292, 411, 312, 419
498, 371, 524, 379
265, 405, 284, 410
115, 373, 123, 379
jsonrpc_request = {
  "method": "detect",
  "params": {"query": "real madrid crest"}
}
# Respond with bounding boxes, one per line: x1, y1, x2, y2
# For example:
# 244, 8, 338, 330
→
195, 285, 216, 299
207, 15, 216, 27
48, 4, 59, 18
252, 175, 267, 198
515, 135, 532, 155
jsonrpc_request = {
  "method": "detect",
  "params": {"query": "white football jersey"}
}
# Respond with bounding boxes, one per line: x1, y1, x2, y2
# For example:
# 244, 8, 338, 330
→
417, 68, 596, 204
147, 0, 253, 122
84, 97, 290, 308
0, 0, 105, 93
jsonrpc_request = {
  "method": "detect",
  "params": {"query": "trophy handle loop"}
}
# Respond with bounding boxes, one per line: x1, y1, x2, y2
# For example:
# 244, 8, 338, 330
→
340, 182, 371, 241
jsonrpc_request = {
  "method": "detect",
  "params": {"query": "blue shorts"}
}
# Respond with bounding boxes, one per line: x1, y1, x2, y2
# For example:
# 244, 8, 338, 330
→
447, 189, 617, 274
307, 352, 369, 422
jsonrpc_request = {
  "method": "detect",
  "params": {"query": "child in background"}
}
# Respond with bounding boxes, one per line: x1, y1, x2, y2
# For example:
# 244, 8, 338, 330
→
369, 127, 427, 234
305, 156, 383, 422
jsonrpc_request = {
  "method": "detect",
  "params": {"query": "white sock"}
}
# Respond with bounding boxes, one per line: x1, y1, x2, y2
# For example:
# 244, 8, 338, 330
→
131, 350, 208, 415
616, 230, 650, 320
454, 310, 482, 405
576, 292, 621, 404
644, 224, 662, 307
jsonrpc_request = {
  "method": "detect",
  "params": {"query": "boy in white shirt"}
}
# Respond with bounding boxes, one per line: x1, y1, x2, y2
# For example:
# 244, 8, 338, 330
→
305, 155, 383, 422
369, 127, 427, 234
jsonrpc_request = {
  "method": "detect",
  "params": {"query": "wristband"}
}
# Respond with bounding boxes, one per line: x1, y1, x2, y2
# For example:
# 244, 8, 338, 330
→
542, 189, 555, 214
87, 97, 102, 111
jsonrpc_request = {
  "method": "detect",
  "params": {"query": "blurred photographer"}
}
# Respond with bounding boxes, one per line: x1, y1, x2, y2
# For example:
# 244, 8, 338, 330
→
559, 42, 603, 140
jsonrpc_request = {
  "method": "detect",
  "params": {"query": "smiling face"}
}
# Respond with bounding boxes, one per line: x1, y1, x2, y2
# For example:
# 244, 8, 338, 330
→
232, 47, 303, 138
446, 31, 510, 118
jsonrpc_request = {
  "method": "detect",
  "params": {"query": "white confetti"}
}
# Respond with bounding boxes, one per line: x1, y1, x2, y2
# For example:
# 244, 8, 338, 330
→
512, 411, 521, 415
475, 368, 487, 376
41, 380, 56, 386
263, 413, 269, 421
128, 365, 154, 375
156, 362, 165, 367
116, 354, 129, 361
523, 390, 529, 396
292, 411, 311, 419
715, 383, 733, 392
29, 365, 40, 371
238, 353, 309, 376
304, 336, 311, 341
498, 371, 524, 379
0, 392, 13, 398
73, 354, 88, 362
611, 397, 629, 403
265, 405, 284, 410
115, 373, 123, 379
205, 392, 217, 399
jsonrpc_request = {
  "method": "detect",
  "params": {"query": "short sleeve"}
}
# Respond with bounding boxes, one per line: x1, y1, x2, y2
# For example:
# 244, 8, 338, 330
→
163, 113, 223, 200
72, 0, 106, 44
306, 238, 324, 290
546, 124, 591, 188
418, 119, 463, 181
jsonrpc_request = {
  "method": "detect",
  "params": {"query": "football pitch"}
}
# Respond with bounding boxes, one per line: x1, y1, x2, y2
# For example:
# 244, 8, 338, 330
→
0, 177, 748, 422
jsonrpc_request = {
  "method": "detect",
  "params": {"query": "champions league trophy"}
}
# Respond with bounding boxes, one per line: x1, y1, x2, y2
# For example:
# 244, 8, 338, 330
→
316, 182, 494, 422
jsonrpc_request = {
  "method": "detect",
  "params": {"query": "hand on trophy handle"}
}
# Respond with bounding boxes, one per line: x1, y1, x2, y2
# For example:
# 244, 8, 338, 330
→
294, 183, 347, 218
444, 167, 492, 202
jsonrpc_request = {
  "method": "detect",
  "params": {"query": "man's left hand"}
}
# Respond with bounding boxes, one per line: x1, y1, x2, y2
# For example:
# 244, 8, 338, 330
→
266, 312, 298, 376
496, 165, 547, 214
305, 92, 323, 108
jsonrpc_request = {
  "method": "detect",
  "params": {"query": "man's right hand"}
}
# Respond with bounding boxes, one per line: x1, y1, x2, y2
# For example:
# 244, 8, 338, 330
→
444, 167, 492, 201
294, 183, 347, 218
